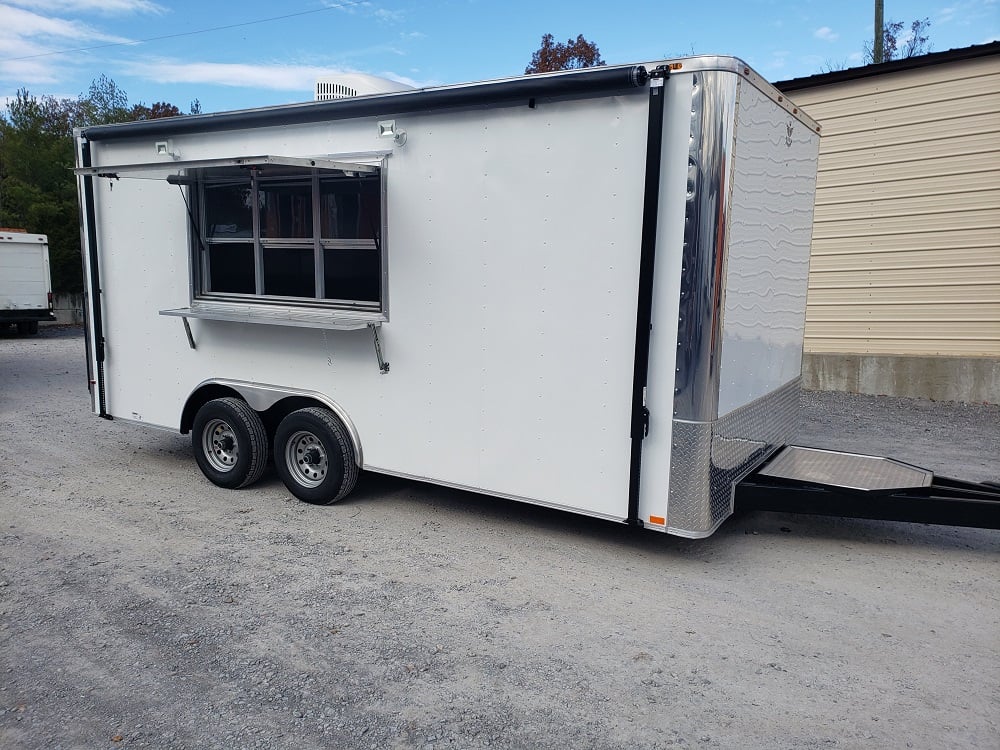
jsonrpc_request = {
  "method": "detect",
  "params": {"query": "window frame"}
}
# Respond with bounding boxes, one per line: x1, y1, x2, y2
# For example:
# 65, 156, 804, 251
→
191, 160, 387, 316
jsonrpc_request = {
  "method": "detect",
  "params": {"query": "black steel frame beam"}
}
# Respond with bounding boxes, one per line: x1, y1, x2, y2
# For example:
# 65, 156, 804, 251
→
736, 475, 1000, 530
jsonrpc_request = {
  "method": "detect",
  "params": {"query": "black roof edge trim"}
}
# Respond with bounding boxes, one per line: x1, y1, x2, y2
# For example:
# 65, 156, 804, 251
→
774, 41, 999, 92
81, 65, 650, 142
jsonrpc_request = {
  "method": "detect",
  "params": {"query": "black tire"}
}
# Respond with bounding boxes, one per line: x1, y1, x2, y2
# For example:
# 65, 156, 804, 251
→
191, 397, 269, 489
16, 321, 38, 335
274, 407, 358, 504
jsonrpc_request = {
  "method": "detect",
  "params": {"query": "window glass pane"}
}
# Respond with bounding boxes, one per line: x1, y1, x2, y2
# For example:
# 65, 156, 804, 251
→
208, 243, 255, 294
259, 181, 313, 239
205, 182, 252, 238
263, 246, 315, 298
324, 248, 380, 302
320, 176, 380, 240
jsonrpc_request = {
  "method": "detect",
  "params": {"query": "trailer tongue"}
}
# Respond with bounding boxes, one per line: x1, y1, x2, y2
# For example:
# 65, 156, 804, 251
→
737, 446, 1000, 530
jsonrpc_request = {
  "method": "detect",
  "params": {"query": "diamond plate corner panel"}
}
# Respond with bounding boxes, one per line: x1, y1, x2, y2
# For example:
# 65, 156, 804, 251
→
667, 377, 801, 537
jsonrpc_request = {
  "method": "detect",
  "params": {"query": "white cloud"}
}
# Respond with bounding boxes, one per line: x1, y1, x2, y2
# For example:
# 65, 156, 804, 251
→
123, 58, 440, 94
325, 1, 371, 15
123, 61, 337, 91
814, 26, 839, 42
0, 4, 130, 42
759, 50, 788, 71
375, 70, 439, 88
0, 58, 63, 85
375, 8, 404, 23
935, 0, 1000, 28
3, 0, 164, 13
0, 3, 136, 83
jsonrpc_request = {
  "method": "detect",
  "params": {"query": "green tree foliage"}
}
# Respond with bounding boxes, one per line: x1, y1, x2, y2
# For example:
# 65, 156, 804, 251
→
525, 34, 605, 74
864, 18, 932, 64
0, 77, 190, 292
0, 91, 81, 292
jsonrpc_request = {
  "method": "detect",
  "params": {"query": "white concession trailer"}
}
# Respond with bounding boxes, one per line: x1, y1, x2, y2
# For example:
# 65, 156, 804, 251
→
75, 57, 827, 538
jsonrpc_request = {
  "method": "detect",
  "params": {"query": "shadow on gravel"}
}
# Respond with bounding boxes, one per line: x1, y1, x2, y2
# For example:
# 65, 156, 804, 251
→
345, 471, 999, 557
0, 323, 83, 339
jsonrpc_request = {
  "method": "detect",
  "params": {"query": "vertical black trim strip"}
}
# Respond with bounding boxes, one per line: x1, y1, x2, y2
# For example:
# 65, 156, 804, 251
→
81, 140, 111, 419
626, 69, 670, 526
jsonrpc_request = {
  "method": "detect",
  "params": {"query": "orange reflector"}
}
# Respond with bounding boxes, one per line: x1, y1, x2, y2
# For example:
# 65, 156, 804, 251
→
649, 515, 665, 525
668, 62, 683, 70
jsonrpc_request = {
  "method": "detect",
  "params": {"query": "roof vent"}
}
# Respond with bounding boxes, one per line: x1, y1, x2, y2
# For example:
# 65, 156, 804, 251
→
314, 73, 415, 101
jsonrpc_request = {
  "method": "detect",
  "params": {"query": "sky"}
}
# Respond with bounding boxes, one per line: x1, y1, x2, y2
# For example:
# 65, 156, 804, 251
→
1, 0, 997, 114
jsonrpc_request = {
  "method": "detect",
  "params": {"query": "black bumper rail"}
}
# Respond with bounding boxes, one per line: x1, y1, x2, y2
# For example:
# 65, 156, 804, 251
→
736, 472, 1000, 530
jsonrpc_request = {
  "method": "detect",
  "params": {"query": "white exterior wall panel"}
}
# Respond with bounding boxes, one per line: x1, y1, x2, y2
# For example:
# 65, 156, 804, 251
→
788, 56, 1000, 357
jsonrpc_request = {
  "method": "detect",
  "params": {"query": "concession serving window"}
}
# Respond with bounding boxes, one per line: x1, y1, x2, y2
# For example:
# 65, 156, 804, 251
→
77, 155, 388, 330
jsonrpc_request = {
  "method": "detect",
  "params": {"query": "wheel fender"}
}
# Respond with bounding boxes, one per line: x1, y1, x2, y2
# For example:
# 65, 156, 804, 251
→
183, 379, 364, 467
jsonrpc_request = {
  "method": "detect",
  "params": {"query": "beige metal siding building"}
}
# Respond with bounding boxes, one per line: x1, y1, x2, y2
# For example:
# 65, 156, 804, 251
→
776, 43, 1000, 403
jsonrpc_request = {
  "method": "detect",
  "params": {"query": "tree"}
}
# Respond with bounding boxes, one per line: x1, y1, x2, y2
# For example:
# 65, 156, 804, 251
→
0, 90, 81, 291
526, 34, 605, 74
129, 101, 183, 121
77, 74, 131, 127
864, 18, 931, 64
1, 78, 193, 293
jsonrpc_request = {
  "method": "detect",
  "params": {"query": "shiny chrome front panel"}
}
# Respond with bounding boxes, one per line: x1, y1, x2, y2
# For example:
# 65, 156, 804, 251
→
661, 65, 819, 537
673, 71, 740, 422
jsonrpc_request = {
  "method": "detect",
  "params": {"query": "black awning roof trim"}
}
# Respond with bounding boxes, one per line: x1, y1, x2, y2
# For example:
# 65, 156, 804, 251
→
81, 65, 650, 142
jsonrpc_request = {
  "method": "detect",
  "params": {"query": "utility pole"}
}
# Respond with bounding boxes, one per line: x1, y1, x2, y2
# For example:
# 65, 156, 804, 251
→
874, 0, 885, 63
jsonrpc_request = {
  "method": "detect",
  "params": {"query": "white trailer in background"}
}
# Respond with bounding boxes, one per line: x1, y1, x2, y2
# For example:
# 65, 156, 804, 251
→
0, 231, 56, 335
74, 56, 826, 538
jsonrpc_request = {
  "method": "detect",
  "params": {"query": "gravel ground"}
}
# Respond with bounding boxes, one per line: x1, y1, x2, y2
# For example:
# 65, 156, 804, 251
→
1, 326, 998, 750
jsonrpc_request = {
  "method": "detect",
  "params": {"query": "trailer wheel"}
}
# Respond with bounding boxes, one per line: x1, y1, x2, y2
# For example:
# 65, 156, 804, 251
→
274, 407, 358, 504
192, 397, 269, 490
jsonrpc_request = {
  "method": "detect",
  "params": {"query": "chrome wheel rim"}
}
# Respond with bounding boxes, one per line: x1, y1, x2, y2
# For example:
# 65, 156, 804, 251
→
203, 418, 239, 472
286, 430, 328, 488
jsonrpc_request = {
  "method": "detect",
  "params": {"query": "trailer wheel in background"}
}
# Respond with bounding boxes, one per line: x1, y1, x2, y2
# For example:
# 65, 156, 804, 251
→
16, 321, 38, 335
192, 397, 269, 490
274, 407, 358, 504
